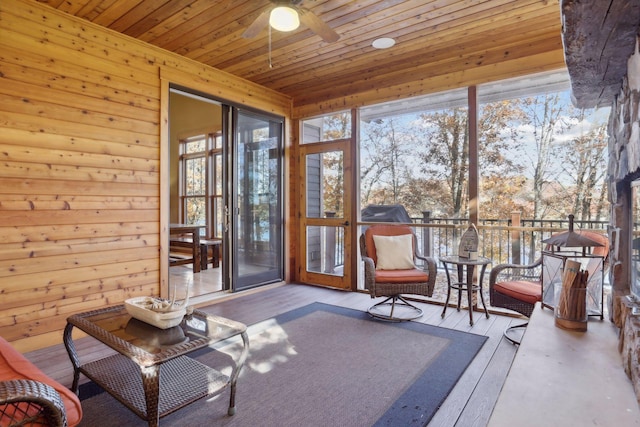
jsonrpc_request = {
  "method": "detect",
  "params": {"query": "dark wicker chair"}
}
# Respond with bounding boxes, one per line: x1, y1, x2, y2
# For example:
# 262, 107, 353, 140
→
0, 379, 68, 427
360, 224, 437, 321
490, 230, 610, 344
489, 258, 543, 344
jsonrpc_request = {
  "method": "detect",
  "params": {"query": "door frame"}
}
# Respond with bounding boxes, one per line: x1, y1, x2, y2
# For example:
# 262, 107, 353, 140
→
161, 79, 286, 300
297, 109, 358, 290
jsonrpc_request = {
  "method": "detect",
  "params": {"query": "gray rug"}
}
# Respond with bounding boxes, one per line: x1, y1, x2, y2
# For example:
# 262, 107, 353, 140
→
78, 302, 487, 426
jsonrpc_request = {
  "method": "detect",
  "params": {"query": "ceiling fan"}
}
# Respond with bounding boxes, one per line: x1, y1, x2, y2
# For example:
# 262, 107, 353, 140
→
242, 0, 340, 43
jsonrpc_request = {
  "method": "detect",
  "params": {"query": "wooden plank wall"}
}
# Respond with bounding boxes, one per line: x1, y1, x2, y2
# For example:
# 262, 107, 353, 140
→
0, 0, 291, 352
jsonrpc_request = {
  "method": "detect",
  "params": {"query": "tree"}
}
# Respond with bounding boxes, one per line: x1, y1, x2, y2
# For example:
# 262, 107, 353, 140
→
357, 87, 610, 224
556, 111, 609, 221
360, 118, 414, 207
478, 100, 528, 219
414, 107, 469, 217
518, 93, 570, 220
318, 113, 351, 216
413, 101, 525, 218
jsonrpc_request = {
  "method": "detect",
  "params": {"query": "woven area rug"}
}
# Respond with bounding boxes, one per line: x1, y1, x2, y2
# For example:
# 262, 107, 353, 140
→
78, 302, 487, 426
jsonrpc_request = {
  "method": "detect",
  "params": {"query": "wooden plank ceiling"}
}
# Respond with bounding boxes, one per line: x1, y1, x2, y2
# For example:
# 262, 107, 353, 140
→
36, 0, 564, 109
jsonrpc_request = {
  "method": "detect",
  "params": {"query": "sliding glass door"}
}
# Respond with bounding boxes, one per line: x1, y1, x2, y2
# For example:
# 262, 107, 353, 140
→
167, 85, 283, 296
230, 109, 284, 291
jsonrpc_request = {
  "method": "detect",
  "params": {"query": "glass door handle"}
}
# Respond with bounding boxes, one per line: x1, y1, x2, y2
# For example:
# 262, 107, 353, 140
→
342, 221, 350, 226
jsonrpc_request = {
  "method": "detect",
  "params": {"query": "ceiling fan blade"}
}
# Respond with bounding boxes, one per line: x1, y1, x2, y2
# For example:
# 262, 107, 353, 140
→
298, 8, 340, 43
242, 9, 270, 38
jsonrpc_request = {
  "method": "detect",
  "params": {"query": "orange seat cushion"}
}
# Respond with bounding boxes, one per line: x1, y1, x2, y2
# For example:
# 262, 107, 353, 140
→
493, 280, 542, 305
0, 336, 82, 426
375, 268, 429, 284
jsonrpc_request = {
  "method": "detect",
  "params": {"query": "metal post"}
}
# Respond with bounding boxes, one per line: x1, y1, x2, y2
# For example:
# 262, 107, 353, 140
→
511, 211, 521, 264
422, 211, 432, 257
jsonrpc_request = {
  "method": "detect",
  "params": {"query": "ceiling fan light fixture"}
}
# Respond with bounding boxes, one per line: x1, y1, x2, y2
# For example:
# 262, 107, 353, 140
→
269, 6, 300, 32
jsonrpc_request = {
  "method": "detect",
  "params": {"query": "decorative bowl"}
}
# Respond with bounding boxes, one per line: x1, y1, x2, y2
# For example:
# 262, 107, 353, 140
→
124, 296, 186, 329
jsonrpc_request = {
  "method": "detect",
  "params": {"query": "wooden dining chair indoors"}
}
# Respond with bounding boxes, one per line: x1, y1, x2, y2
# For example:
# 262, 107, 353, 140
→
360, 224, 437, 321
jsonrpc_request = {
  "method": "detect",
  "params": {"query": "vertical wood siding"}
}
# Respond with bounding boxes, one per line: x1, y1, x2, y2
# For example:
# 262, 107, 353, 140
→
0, 0, 290, 352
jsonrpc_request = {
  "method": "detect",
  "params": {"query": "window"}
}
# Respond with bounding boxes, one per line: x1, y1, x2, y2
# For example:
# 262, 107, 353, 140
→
358, 70, 609, 223
178, 132, 223, 237
301, 111, 351, 144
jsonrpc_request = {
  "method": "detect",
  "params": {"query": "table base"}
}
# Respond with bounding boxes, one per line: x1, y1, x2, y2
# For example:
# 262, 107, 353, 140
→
80, 353, 230, 421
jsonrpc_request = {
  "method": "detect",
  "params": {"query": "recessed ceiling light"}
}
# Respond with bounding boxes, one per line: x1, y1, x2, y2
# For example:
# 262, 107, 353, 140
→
372, 37, 396, 49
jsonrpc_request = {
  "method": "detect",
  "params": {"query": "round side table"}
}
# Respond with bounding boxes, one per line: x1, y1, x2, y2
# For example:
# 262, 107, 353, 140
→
440, 255, 491, 326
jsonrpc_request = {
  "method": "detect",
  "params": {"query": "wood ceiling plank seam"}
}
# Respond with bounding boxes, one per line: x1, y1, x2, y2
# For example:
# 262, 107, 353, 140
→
210, 0, 543, 69
291, 36, 564, 105
253, 16, 561, 92
248, 8, 560, 83
90, 0, 144, 27
121, 0, 197, 38
293, 34, 563, 98
36, 0, 67, 8
38, 0, 566, 108
201, 0, 476, 70
262, 3, 557, 76
217, 0, 556, 79
107, 0, 174, 33
183, 0, 402, 66
273, 20, 562, 91
54, 0, 93, 15
153, 1, 269, 53
291, 51, 566, 116
135, 0, 228, 43
79, 0, 121, 21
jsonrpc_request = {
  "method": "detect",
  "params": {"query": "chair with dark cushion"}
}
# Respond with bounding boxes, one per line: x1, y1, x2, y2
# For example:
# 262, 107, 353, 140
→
360, 224, 437, 321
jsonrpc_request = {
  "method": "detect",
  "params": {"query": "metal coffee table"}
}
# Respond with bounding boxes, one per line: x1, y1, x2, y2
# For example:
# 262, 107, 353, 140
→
63, 305, 248, 427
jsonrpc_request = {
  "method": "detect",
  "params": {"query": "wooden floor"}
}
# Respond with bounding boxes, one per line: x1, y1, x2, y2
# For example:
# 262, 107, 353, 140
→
26, 283, 523, 427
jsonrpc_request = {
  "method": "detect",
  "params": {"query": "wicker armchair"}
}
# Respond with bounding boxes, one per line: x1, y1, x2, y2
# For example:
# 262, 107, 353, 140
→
489, 259, 542, 317
489, 258, 542, 343
0, 379, 68, 427
360, 224, 437, 321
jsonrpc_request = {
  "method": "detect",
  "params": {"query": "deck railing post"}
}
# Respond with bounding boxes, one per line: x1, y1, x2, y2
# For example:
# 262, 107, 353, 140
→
422, 211, 432, 257
511, 211, 521, 264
